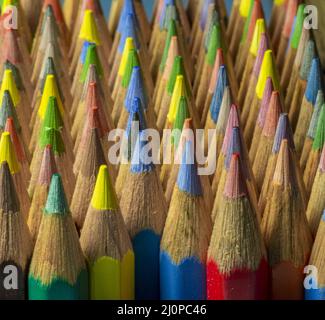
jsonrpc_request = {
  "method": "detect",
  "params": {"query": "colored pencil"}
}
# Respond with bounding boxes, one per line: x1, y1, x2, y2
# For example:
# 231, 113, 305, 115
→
244, 49, 279, 148
240, 32, 269, 127
70, 9, 109, 80
306, 144, 325, 237
229, 0, 252, 60
301, 90, 324, 172
0, 0, 32, 48
160, 138, 212, 300
115, 96, 147, 199
305, 211, 325, 300
30, 74, 73, 155
0, 90, 29, 155
212, 103, 239, 195
238, 18, 266, 108
284, 27, 310, 110
235, 0, 264, 82
150, 0, 190, 81
280, 4, 305, 94
117, 65, 153, 131
165, 118, 214, 212
304, 104, 325, 198
207, 153, 268, 300
160, 94, 190, 190
0, 161, 32, 300
212, 124, 258, 223
71, 41, 109, 108
31, 5, 69, 84
29, 96, 75, 201
28, 174, 88, 300
119, 131, 167, 300
28, 145, 57, 243
261, 139, 312, 300
288, 39, 316, 131
4, 117, 30, 185
32, 55, 72, 132
71, 116, 107, 231
201, 48, 224, 123
154, 35, 179, 112
269, 0, 287, 46
275, 0, 298, 73
156, 58, 191, 131
109, 9, 149, 89
0, 69, 31, 145
204, 65, 228, 143
258, 113, 306, 215
294, 58, 322, 155
110, 0, 151, 43
195, 19, 222, 115
73, 82, 112, 158
80, 165, 134, 300
191, 1, 215, 60
249, 78, 274, 163
252, 88, 282, 193
226, 0, 240, 40
0, 132, 30, 217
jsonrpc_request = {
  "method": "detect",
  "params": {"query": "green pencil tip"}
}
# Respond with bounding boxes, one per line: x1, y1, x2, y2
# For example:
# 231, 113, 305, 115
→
167, 56, 190, 97
121, 49, 140, 88
41, 96, 64, 130
313, 104, 325, 150
80, 44, 103, 83
160, 19, 177, 71
206, 24, 221, 66
291, 4, 306, 49
44, 173, 69, 215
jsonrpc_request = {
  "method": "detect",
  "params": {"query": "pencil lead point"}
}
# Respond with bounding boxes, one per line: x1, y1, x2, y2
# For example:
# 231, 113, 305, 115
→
91, 165, 118, 211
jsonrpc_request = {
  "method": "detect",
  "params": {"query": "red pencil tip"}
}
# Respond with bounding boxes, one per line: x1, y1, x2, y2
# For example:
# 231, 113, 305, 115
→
262, 91, 282, 137
224, 153, 248, 198
4, 117, 25, 163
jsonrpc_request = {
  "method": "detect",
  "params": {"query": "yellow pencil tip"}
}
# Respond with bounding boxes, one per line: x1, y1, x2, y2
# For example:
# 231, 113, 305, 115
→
91, 165, 118, 211
118, 37, 135, 77
79, 9, 101, 45
249, 19, 266, 57
239, 0, 251, 18
274, 0, 285, 5
168, 75, 186, 124
0, 132, 20, 174
2, 0, 15, 12
256, 50, 279, 99
38, 75, 64, 120
0, 69, 20, 107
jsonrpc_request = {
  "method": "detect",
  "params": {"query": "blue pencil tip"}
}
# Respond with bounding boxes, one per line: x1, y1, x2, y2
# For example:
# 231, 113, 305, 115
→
210, 65, 228, 123
118, 13, 140, 53
272, 113, 295, 153
117, 0, 137, 34
80, 41, 94, 64
305, 57, 322, 105
130, 131, 155, 173
176, 140, 203, 196
126, 97, 147, 136
225, 127, 241, 169
125, 66, 148, 112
